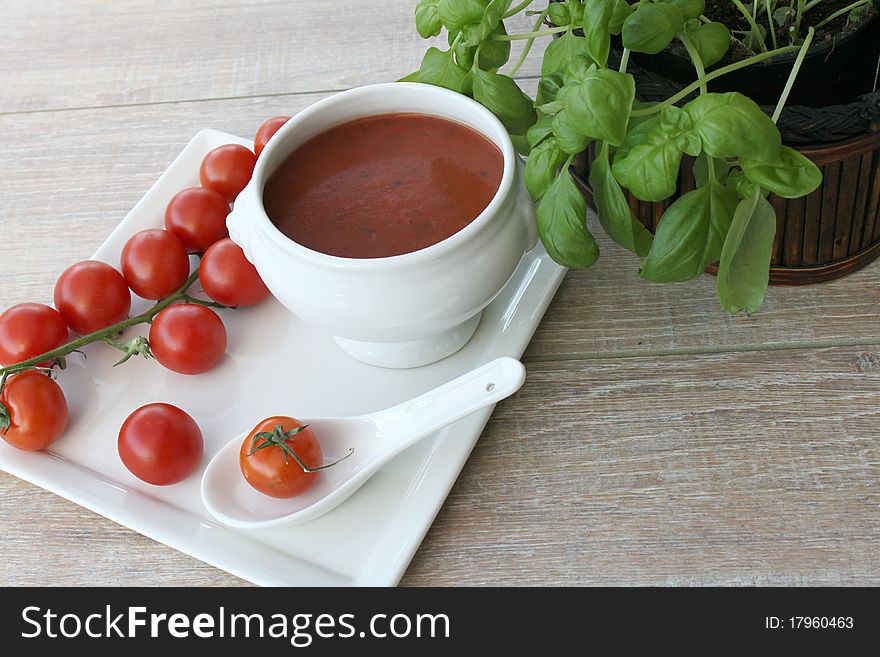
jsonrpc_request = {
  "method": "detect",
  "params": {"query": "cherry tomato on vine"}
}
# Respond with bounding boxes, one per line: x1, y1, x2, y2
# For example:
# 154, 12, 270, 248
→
239, 416, 323, 498
164, 187, 230, 252
254, 116, 290, 157
0, 371, 68, 451
0, 303, 68, 367
149, 304, 226, 375
120, 229, 190, 300
199, 144, 256, 201
199, 238, 270, 307
54, 261, 131, 335
118, 403, 203, 485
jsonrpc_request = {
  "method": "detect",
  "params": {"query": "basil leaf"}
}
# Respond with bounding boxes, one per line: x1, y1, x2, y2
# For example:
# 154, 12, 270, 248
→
542, 32, 590, 76
693, 153, 730, 187
612, 141, 682, 202
590, 142, 653, 256
438, 0, 489, 30
537, 85, 573, 116
611, 107, 695, 201
740, 146, 822, 199
552, 110, 590, 154
563, 54, 596, 86
614, 109, 659, 161
684, 92, 781, 163
773, 6, 795, 24
621, 3, 684, 54
659, 105, 701, 156
478, 22, 511, 68
568, 0, 586, 24
537, 170, 600, 268
463, 0, 506, 46
660, 0, 704, 20
536, 99, 565, 115
525, 137, 568, 200
716, 190, 776, 314
686, 21, 731, 68
566, 68, 635, 146
582, 0, 613, 67
449, 30, 478, 70
418, 47, 471, 93
548, 2, 572, 26
527, 114, 554, 149
471, 68, 537, 134
398, 70, 420, 82
609, 0, 633, 34
536, 73, 564, 106
510, 133, 530, 156
415, 0, 443, 38
728, 168, 765, 200
640, 180, 738, 281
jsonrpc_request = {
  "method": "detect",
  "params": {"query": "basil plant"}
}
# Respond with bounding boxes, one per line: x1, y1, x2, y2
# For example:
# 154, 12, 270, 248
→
409, 0, 823, 313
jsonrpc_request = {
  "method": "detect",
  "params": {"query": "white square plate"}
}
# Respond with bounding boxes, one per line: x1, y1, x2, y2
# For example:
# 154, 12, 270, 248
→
0, 130, 566, 586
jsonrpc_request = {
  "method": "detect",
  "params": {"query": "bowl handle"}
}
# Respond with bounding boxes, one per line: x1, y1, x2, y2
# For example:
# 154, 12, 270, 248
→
226, 184, 255, 262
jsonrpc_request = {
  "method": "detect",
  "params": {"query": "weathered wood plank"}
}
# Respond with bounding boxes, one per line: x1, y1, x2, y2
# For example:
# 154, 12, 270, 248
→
0, 0, 544, 114
402, 346, 880, 585
0, 481, 248, 586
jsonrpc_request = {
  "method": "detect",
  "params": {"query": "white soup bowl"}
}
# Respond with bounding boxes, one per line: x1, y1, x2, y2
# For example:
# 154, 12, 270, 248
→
227, 82, 537, 368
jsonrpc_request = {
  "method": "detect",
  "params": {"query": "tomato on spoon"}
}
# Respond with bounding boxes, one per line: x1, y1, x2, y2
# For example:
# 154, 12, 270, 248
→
239, 416, 324, 499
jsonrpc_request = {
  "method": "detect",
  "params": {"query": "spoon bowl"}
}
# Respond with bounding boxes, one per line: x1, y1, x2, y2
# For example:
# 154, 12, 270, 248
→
200, 357, 526, 529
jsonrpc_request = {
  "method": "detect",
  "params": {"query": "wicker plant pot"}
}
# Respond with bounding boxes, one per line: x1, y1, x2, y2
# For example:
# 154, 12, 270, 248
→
564, 13, 880, 284
574, 128, 880, 285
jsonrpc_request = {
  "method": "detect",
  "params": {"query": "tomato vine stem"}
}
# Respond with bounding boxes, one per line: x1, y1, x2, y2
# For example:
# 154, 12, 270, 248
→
0, 268, 201, 381
248, 424, 355, 473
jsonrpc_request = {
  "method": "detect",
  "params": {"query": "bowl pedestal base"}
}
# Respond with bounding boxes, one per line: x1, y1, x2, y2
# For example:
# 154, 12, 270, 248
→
333, 312, 483, 369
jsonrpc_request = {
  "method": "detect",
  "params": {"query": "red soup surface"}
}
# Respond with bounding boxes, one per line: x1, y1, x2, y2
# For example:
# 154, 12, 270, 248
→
263, 113, 503, 258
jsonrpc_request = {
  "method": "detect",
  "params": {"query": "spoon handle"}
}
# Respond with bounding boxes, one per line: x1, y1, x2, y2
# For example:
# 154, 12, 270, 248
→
365, 357, 526, 452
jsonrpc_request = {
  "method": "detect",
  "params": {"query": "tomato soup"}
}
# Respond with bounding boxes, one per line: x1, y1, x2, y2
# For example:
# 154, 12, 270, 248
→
263, 113, 503, 258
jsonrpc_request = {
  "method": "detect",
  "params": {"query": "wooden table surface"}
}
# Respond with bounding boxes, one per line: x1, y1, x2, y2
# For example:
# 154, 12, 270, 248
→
1, 1, 878, 587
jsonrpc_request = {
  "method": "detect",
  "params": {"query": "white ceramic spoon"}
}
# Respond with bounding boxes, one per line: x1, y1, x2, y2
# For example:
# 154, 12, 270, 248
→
200, 357, 526, 529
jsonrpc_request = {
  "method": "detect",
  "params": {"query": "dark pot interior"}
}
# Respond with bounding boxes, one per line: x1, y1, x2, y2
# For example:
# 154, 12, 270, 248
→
628, 12, 880, 107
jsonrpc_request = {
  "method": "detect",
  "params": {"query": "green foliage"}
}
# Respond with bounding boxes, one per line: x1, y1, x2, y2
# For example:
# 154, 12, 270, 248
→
582, 0, 613, 66
640, 180, 739, 282
590, 142, 654, 257
525, 137, 568, 199
741, 146, 822, 198
565, 66, 635, 146
536, 169, 600, 268
471, 68, 536, 134
685, 21, 731, 68
621, 3, 684, 54
415, 0, 443, 38
716, 191, 777, 314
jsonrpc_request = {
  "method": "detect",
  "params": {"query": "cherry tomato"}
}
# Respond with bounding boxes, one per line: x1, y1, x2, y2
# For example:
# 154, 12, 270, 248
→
0, 371, 68, 451
0, 303, 68, 367
199, 144, 256, 202
54, 261, 131, 335
149, 304, 226, 375
164, 187, 230, 252
120, 229, 190, 300
199, 238, 270, 307
254, 116, 290, 157
118, 403, 203, 485
239, 416, 323, 498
